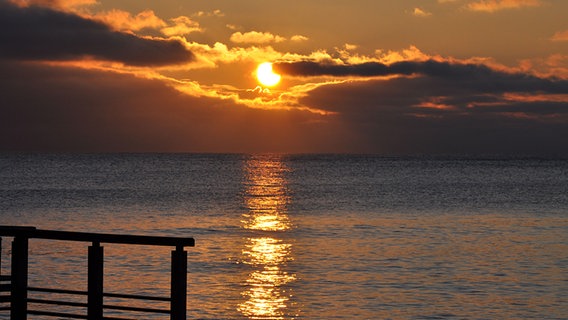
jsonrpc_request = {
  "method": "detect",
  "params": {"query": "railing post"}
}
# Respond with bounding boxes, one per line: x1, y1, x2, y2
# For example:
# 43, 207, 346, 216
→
171, 246, 187, 320
88, 241, 104, 320
11, 236, 29, 320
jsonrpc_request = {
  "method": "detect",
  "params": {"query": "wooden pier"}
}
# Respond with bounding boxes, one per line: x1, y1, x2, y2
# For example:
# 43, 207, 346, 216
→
0, 226, 194, 319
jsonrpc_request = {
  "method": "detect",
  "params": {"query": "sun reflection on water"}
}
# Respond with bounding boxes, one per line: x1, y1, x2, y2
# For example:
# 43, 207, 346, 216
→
238, 156, 296, 319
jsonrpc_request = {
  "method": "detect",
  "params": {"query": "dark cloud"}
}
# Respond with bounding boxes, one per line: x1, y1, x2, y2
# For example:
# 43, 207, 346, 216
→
295, 64, 568, 156
275, 60, 568, 92
1, 57, 567, 155
0, 61, 348, 153
0, 1, 193, 66
276, 60, 479, 77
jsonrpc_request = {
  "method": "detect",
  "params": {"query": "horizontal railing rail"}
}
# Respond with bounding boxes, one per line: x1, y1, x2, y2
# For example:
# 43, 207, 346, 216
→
0, 225, 194, 320
0, 226, 195, 248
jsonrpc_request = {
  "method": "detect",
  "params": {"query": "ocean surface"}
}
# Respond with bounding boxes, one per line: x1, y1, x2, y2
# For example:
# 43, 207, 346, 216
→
1, 154, 567, 319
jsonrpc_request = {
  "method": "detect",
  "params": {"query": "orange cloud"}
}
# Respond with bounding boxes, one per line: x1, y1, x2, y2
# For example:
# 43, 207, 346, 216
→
8, 0, 99, 14
290, 35, 309, 42
551, 30, 568, 42
183, 42, 282, 68
412, 8, 432, 17
230, 31, 286, 44
466, 0, 542, 12
193, 9, 224, 17
343, 43, 358, 51
9, 0, 97, 10
93, 9, 166, 32
376, 46, 434, 64
518, 54, 568, 78
503, 93, 568, 103
415, 98, 457, 110
161, 16, 202, 36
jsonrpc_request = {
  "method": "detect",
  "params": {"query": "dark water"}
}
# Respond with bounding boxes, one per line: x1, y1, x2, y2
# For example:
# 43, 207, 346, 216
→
1, 154, 567, 319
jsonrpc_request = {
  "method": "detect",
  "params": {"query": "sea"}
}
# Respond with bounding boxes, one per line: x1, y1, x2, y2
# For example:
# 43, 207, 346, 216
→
0, 154, 567, 319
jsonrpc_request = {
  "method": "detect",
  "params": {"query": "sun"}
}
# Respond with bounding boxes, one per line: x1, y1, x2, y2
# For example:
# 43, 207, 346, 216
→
256, 62, 281, 87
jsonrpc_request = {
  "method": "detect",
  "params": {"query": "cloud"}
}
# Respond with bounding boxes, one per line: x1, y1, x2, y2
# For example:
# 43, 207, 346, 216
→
412, 7, 432, 17
2, 52, 567, 155
273, 58, 568, 155
183, 41, 284, 68
11, 0, 202, 36
8, 0, 96, 10
551, 30, 568, 42
290, 35, 309, 42
343, 43, 358, 51
280, 59, 568, 95
230, 31, 286, 44
93, 9, 166, 32
161, 16, 202, 36
0, 1, 194, 66
0, 60, 345, 153
274, 59, 453, 77
274, 59, 568, 90
374, 46, 433, 64
466, 0, 542, 12
300, 80, 567, 155
193, 9, 224, 17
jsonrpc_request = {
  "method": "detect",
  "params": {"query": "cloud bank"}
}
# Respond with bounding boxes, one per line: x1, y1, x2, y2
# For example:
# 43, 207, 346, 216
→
0, 61, 343, 153
273, 59, 568, 155
274, 59, 568, 93
0, 1, 194, 66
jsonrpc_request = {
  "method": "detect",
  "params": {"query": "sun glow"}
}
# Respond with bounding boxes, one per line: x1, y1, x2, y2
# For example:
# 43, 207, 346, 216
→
256, 62, 281, 87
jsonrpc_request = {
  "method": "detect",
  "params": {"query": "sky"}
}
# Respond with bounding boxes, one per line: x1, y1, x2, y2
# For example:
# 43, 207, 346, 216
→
1, 0, 567, 155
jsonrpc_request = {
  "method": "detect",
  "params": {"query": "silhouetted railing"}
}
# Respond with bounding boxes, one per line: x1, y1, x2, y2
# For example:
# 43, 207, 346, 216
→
0, 226, 195, 320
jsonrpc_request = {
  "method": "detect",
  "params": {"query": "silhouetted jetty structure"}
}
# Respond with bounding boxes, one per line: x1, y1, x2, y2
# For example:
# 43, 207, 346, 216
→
0, 225, 195, 319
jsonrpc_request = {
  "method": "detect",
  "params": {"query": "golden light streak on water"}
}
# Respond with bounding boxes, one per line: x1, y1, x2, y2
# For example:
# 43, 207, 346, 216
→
238, 156, 296, 319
